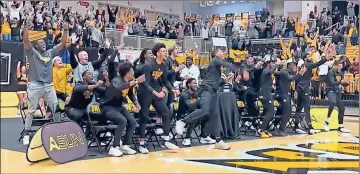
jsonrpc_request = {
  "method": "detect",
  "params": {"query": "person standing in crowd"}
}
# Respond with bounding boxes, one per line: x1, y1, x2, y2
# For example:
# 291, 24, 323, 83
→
101, 62, 145, 156
257, 57, 281, 138
348, 23, 358, 46
65, 71, 105, 124
273, 59, 306, 136
22, 16, 68, 145
16, 60, 28, 115
69, 35, 107, 83
324, 61, 350, 133
164, 46, 185, 107
137, 43, 180, 154
176, 47, 239, 150
10, 17, 22, 42
107, 4, 119, 28
134, 48, 153, 78
294, 54, 330, 135
1, 16, 11, 41
52, 56, 72, 103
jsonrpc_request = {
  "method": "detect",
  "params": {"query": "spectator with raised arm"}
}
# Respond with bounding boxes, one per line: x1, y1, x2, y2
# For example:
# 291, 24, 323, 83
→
22, 15, 68, 146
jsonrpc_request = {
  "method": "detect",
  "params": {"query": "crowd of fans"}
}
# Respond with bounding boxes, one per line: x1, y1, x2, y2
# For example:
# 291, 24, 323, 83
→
0, 1, 357, 158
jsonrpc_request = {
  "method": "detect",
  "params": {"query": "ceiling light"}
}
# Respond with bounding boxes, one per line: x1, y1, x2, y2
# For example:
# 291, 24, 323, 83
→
223, 1, 227, 4
240, 1, 244, 2
231, 1, 236, 3
215, 1, 220, 5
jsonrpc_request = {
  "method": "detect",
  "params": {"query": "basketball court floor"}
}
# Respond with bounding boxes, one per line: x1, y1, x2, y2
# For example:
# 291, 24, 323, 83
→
1, 110, 359, 174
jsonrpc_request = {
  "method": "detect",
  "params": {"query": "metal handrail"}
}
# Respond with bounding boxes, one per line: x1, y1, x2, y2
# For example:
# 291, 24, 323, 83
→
324, 22, 340, 32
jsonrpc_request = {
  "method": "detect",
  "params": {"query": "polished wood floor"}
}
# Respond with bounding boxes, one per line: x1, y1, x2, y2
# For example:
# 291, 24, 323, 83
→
1, 120, 358, 173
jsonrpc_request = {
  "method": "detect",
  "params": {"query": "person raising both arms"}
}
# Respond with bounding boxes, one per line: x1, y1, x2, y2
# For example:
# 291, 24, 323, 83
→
22, 16, 68, 145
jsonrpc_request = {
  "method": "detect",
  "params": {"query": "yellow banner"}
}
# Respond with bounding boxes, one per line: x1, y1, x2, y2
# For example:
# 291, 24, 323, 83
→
155, 38, 176, 49
28, 30, 46, 41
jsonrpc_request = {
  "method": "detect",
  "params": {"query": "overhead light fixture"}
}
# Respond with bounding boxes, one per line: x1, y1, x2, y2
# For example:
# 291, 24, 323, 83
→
215, 1, 220, 5
240, 1, 244, 2
223, 1, 228, 4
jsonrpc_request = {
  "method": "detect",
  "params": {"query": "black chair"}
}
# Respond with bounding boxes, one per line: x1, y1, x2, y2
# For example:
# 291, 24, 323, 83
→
170, 102, 201, 145
85, 102, 116, 153
18, 99, 51, 141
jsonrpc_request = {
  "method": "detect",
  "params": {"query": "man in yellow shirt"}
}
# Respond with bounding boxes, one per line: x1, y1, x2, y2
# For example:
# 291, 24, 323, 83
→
304, 27, 319, 48
52, 56, 73, 103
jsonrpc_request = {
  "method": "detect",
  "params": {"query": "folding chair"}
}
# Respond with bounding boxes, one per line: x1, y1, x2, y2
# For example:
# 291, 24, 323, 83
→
125, 103, 161, 150
170, 102, 201, 145
18, 99, 51, 141
85, 102, 117, 153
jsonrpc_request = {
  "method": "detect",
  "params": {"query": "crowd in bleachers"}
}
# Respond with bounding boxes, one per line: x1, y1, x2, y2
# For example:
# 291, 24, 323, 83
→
1, 1, 358, 158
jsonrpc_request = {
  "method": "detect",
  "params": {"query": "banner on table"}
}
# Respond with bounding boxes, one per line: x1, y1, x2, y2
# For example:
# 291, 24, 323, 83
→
26, 121, 87, 164
155, 38, 176, 49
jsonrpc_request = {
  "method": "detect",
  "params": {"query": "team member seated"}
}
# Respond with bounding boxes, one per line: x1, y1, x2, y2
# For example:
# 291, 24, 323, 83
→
65, 71, 105, 124
101, 62, 146, 156
178, 78, 216, 146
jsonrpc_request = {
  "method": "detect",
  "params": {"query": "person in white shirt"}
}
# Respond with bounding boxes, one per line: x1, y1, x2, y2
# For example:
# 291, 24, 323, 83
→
201, 24, 209, 40
8, 1, 23, 20
318, 55, 335, 97
180, 56, 200, 88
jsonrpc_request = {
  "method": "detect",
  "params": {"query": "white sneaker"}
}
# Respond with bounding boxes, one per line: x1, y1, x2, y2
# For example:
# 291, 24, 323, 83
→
324, 122, 330, 132
164, 141, 179, 150
138, 146, 149, 154
215, 140, 231, 150
120, 145, 137, 155
175, 120, 186, 135
338, 127, 351, 133
108, 146, 123, 157
155, 128, 164, 135
105, 132, 112, 137
182, 139, 191, 146
200, 136, 216, 144
294, 128, 307, 134
23, 135, 30, 145
309, 129, 321, 135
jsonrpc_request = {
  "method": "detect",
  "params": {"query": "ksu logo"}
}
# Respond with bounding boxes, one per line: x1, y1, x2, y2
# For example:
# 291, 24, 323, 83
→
186, 142, 359, 174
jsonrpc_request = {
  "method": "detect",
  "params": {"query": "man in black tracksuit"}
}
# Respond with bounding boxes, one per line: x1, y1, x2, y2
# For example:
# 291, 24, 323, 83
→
175, 47, 239, 150
101, 62, 145, 156
257, 57, 281, 138
273, 59, 306, 136
178, 78, 216, 146
324, 61, 350, 133
164, 46, 185, 107
294, 55, 329, 134
137, 43, 180, 153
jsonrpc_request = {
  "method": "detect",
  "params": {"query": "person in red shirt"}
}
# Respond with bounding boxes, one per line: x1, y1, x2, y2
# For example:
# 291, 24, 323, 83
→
349, 58, 359, 74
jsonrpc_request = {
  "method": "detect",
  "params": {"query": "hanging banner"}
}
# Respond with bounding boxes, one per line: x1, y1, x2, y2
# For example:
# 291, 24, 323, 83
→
155, 38, 176, 49
118, 49, 142, 63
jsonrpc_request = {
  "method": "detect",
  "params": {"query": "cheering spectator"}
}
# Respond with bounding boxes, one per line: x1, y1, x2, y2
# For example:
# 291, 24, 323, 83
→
348, 23, 358, 46
349, 58, 359, 74
107, 4, 118, 28
1, 16, 11, 41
